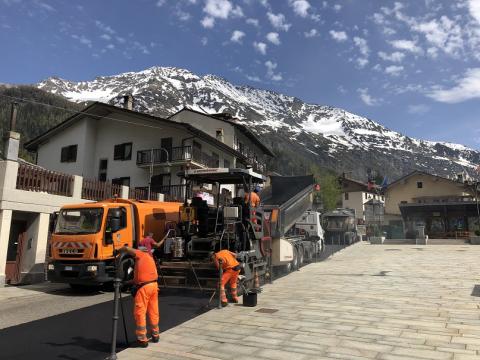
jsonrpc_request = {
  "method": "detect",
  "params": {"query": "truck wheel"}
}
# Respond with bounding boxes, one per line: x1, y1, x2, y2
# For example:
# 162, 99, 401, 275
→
298, 246, 304, 267
243, 292, 257, 307
292, 247, 299, 271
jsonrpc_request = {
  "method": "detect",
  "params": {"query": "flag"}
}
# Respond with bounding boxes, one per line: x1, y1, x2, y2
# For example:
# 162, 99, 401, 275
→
381, 176, 388, 189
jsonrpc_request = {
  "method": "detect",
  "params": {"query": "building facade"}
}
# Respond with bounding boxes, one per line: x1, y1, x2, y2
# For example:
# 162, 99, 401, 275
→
25, 102, 273, 201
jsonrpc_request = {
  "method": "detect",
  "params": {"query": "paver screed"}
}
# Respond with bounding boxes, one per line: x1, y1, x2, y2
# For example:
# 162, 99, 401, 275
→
119, 242, 480, 360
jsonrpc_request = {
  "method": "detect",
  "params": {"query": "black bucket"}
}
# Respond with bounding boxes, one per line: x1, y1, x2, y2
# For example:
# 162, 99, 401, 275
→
243, 292, 257, 307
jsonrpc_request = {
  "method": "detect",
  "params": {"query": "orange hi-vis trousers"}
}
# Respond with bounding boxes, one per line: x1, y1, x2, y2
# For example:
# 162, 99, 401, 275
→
220, 268, 240, 303
134, 282, 159, 343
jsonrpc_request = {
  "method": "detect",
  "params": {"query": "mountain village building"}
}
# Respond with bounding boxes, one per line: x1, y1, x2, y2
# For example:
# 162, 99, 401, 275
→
384, 171, 478, 239
25, 99, 273, 201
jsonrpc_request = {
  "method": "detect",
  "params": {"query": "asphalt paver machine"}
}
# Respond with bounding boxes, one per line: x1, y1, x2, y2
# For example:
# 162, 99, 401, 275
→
157, 168, 271, 306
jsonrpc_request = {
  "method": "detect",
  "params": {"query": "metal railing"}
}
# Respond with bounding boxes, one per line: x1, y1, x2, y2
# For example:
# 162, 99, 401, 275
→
81, 179, 122, 201
154, 184, 190, 202
16, 163, 74, 196
137, 146, 192, 166
137, 146, 219, 168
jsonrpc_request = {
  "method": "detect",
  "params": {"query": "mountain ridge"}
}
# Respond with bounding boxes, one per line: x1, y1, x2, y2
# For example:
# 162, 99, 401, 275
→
36, 66, 480, 180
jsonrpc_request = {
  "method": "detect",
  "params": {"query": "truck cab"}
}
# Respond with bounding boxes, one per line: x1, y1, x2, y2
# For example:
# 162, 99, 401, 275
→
48, 199, 181, 286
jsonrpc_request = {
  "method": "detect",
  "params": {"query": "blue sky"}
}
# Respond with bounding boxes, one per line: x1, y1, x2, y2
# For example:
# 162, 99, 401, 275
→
1, 0, 480, 149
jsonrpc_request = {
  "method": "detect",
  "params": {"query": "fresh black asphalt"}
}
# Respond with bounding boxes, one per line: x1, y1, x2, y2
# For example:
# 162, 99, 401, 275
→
0, 244, 349, 360
0, 289, 210, 360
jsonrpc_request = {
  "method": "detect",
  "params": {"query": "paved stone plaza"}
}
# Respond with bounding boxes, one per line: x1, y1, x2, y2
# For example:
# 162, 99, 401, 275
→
119, 242, 480, 360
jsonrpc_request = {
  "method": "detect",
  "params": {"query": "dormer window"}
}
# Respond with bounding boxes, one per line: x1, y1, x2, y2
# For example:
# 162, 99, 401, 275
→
216, 128, 224, 142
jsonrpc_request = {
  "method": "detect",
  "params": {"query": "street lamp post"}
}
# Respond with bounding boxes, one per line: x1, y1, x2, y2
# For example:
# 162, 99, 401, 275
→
147, 147, 170, 200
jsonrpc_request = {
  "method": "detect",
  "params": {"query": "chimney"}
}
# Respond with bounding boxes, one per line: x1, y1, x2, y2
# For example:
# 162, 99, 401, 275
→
3, 102, 20, 161
123, 94, 134, 111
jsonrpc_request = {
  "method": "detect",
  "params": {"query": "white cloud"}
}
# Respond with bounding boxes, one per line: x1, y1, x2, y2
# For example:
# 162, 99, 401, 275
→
304, 29, 318, 38
389, 39, 422, 54
247, 75, 261, 82
106, 44, 115, 50
358, 88, 380, 106
265, 60, 282, 81
333, 4, 342, 12
427, 68, 480, 103
469, 0, 480, 23
413, 16, 463, 57
385, 65, 404, 76
353, 36, 369, 57
72, 34, 92, 48
266, 32, 280, 45
95, 21, 115, 35
253, 41, 267, 55
201, 16, 215, 28
407, 104, 430, 115
378, 51, 405, 62
156, 0, 166, 6
246, 18, 259, 27
290, 0, 310, 17
201, 37, 208, 46
203, 0, 243, 19
330, 30, 348, 42
100, 34, 111, 41
231, 30, 245, 43
356, 58, 369, 68
267, 12, 291, 31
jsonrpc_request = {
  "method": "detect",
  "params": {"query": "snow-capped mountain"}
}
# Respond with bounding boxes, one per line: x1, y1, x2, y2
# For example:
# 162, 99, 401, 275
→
37, 66, 480, 180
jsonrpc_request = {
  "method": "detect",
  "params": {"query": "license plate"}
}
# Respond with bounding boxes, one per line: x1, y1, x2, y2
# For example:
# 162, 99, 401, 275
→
65, 266, 73, 271
61, 249, 78, 254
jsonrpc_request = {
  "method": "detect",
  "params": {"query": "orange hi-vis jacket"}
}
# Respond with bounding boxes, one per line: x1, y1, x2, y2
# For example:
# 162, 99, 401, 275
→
244, 192, 260, 208
214, 250, 239, 270
133, 249, 158, 285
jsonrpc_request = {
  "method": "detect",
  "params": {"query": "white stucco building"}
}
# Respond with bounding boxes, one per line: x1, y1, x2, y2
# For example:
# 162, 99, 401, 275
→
25, 100, 274, 200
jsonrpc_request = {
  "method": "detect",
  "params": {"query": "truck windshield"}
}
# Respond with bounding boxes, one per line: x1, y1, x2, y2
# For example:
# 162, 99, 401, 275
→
54, 208, 104, 234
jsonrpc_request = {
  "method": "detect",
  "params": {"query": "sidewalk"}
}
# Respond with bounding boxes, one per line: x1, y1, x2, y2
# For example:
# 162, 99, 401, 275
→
119, 242, 480, 360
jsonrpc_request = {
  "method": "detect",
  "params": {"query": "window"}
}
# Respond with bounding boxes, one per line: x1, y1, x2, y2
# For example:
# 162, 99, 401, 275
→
98, 159, 108, 182
344, 193, 349, 200
60, 145, 77, 163
212, 152, 220, 167
114, 142, 132, 161
417, 181, 423, 189
224, 159, 230, 169
112, 177, 130, 187
216, 128, 224, 142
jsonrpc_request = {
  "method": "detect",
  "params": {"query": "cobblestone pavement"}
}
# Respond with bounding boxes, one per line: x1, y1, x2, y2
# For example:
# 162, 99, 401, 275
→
119, 242, 480, 360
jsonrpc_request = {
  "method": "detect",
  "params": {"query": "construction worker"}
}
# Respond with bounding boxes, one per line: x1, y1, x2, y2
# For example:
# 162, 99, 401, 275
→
117, 245, 159, 348
244, 186, 261, 225
139, 231, 170, 255
244, 186, 261, 208
211, 249, 241, 307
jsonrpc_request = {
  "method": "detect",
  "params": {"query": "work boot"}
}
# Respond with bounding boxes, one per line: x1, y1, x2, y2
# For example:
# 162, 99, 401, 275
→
136, 341, 149, 348
221, 301, 228, 307
151, 336, 159, 343
230, 298, 239, 304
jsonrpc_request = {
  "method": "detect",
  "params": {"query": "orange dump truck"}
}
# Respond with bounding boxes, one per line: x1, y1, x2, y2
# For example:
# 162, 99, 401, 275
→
47, 198, 181, 287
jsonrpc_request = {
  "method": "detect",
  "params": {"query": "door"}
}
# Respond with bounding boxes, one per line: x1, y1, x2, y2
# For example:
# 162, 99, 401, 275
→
151, 174, 170, 193
5, 220, 27, 284
161, 138, 172, 162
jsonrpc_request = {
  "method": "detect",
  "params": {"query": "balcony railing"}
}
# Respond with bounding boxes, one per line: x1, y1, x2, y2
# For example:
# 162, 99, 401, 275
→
81, 179, 122, 201
16, 163, 74, 196
137, 146, 219, 168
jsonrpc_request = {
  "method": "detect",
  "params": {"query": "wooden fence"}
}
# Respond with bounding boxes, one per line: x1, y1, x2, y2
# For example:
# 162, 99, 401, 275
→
16, 163, 74, 196
81, 179, 122, 201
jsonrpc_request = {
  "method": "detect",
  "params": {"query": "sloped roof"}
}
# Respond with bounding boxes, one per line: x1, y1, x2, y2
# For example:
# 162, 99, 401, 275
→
168, 107, 274, 157
24, 102, 250, 161
386, 170, 463, 189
